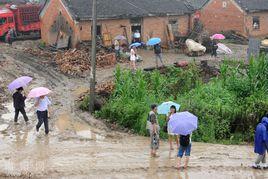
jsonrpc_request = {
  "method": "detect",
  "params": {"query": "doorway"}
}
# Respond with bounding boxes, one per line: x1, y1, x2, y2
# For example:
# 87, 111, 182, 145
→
130, 18, 142, 43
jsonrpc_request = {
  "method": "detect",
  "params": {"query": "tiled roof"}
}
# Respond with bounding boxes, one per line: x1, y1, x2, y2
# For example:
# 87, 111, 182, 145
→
62, 0, 193, 21
234, 0, 268, 12
183, 0, 209, 10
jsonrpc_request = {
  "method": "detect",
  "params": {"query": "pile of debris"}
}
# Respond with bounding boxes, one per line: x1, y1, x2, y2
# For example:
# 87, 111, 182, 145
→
54, 48, 116, 76
55, 49, 90, 76
96, 81, 114, 96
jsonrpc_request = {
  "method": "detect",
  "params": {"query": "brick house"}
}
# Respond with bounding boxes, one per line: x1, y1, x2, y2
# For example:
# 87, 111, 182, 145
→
197, 0, 268, 37
40, 0, 193, 47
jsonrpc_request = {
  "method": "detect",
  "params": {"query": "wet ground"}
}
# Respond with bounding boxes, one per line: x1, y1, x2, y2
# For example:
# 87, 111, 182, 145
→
0, 41, 266, 178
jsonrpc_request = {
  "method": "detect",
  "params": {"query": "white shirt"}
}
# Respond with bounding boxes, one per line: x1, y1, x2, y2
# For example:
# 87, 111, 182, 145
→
114, 40, 120, 50
130, 49, 136, 61
36, 96, 51, 111
134, 32, 140, 38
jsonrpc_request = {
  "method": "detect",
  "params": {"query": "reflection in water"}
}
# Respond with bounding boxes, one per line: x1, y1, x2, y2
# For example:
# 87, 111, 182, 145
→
178, 170, 189, 179
56, 112, 105, 141
147, 158, 159, 179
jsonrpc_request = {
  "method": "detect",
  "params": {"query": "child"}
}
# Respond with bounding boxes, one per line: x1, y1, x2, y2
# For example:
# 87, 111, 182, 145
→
252, 117, 268, 169
177, 134, 191, 169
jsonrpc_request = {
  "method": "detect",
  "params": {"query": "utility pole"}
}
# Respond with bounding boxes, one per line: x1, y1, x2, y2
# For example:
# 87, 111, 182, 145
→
89, 0, 97, 113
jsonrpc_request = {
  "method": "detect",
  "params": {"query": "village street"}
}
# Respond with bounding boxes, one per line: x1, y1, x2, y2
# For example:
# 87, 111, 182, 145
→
0, 41, 266, 178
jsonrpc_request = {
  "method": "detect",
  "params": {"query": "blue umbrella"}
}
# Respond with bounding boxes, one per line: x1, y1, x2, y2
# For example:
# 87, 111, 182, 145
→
129, 42, 142, 49
168, 112, 198, 135
157, 101, 180, 115
147, 38, 161, 46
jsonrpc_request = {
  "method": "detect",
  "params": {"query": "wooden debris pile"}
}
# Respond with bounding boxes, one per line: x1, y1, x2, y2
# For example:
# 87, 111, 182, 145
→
77, 81, 114, 102
55, 48, 116, 76
96, 81, 114, 95
55, 49, 90, 76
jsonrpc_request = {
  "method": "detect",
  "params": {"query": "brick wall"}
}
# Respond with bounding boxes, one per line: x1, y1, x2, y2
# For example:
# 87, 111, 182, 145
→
40, 0, 77, 46
41, 0, 190, 47
68, 15, 189, 46
200, 0, 245, 35
143, 15, 190, 43
245, 12, 268, 37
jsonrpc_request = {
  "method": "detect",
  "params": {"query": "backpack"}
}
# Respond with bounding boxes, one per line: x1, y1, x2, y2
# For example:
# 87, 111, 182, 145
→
180, 134, 190, 147
154, 45, 161, 54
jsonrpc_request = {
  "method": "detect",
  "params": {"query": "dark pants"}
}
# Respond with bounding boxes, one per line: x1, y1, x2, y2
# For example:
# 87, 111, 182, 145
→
36, 110, 49, 134
14, 108, 29, 122
211, 48, 217, 57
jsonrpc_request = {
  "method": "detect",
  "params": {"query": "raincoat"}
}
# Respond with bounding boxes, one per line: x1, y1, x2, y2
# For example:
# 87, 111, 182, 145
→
254, 117, 268, 155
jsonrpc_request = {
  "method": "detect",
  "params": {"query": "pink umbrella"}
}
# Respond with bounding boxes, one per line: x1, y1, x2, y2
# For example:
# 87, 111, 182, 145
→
28, 87, 52, 98
211, 34, 225, 40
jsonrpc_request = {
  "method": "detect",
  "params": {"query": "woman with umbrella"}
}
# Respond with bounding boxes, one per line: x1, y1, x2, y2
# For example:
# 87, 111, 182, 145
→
28, 87, 52, 135
12, 87, 29, 124
166, 105, 179, 150
8, 76, 33, 124
168, 111, 198, 169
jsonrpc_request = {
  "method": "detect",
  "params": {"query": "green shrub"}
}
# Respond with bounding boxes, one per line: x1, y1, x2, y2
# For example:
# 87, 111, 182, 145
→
94, 56, 268, 144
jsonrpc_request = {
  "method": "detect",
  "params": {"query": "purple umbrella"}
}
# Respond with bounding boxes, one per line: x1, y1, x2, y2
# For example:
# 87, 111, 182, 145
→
168, 111, 198, 135
28, 87, 52, 98
8, 76, 33, 91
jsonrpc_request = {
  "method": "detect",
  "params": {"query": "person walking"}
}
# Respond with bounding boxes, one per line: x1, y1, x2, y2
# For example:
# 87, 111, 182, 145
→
252, 117, 268, 169
148, 104, 160, 157
154, 43, 164, 68
6, 28, 12, 45
114, 40, 120, 60
130, 46, 137, 71
211, 39, 218, 59
35, 95, 51, 135
13, 87, 29, 124
166, 105, 179, 150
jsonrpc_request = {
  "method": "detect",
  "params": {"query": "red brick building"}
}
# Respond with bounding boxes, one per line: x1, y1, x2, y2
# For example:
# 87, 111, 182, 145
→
40, 0, 193, 47
198, 0, 268, 37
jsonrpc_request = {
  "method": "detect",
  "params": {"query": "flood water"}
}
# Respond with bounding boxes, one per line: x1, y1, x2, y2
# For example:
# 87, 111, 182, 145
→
0, 42, 266, 178
0, 100, 266, 178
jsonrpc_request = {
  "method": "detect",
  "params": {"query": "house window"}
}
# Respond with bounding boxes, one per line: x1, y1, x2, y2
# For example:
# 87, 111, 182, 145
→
253, 17, 260, 29
7, 17, 13, 23
222, 1, 227, 8
80, 26, 82, 31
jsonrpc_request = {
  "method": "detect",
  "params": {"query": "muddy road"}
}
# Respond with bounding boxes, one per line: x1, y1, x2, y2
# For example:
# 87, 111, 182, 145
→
0, 42, 266, 178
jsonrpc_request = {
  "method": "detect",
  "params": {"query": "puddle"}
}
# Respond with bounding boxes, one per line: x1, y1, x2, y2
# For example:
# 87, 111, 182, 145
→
0, 124, 9, 131
56, 112, 105, 141
76, 130, 105, 141
1, 101, 35, 122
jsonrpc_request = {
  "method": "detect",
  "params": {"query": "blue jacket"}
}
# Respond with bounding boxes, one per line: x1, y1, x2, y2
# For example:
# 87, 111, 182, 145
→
254, 117, 268, 155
